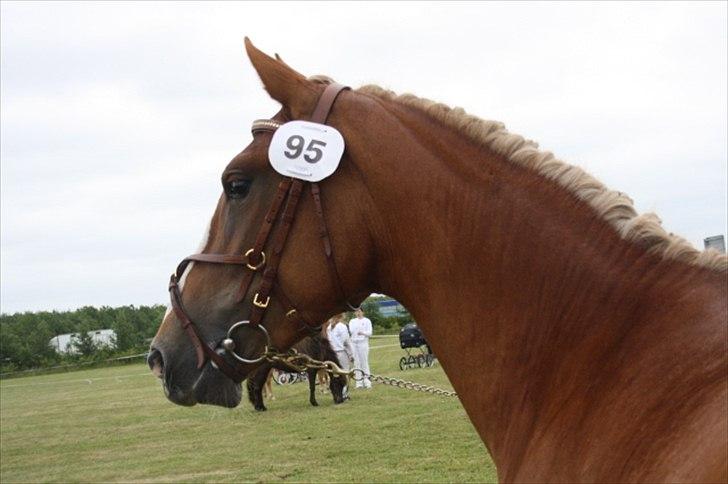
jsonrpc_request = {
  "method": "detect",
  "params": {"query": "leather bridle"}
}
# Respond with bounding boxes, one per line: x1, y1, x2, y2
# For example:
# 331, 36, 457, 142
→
167, 83, 356, 382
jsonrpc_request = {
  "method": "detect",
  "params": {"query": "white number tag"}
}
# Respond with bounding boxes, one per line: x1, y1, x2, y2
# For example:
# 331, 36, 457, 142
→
268, 120, 345, 182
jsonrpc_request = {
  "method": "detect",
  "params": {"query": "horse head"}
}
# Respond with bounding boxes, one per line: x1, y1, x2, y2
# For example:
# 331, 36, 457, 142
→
148, 39, 378, 407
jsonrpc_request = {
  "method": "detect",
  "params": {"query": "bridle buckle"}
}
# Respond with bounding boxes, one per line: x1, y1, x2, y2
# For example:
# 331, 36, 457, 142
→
244, 248, 266, 271
253, 293, 270, 309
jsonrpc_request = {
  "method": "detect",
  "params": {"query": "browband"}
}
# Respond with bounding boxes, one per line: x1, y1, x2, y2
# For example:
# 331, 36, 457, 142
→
252, 119, 283, 133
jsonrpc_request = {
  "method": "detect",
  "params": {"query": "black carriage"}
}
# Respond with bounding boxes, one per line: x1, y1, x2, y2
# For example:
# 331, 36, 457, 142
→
398, 323, 435, 370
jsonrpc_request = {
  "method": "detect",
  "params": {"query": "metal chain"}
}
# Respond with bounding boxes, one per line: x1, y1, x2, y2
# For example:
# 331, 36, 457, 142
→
364, 373, 458, 397
265, 349, 457, 398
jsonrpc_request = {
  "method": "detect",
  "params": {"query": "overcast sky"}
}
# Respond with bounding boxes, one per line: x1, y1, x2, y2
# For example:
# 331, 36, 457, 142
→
1, 1, 726, 314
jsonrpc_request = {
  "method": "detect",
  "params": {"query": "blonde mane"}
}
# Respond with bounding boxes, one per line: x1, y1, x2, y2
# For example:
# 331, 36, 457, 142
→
358, 85, 727, 273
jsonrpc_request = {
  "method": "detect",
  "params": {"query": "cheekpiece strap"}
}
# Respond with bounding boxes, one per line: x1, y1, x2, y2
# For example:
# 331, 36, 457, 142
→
310, 83, 349, 124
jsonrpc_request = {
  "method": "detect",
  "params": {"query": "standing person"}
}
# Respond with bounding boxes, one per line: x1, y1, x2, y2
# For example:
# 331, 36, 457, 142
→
325, 313, 354, 399
349, 308, 373, 389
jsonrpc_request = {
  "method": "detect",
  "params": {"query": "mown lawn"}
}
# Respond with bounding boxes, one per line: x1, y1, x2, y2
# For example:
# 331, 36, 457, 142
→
0, 336, 496, 482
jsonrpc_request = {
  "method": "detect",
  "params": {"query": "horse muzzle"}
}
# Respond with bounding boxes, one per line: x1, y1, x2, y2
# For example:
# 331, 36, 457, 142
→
148, 345, 243, 408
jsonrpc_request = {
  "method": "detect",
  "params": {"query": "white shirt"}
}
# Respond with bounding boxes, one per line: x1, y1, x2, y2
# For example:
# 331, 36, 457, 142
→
348, 317, 372, 344
327, 322, 353, 355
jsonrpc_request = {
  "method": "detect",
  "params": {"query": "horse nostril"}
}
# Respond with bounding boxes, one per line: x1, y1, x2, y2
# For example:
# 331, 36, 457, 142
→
147, 348, 164, 379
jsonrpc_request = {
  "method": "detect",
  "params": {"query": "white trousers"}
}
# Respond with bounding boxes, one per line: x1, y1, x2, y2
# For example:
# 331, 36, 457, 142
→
334, 350, 350, 370
334, 350, 351, 399
352, 340, 371, 387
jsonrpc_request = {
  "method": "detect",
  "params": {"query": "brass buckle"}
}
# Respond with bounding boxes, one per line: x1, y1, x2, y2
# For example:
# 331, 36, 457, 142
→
244, 249, 266, 271
253, 293, 270, 309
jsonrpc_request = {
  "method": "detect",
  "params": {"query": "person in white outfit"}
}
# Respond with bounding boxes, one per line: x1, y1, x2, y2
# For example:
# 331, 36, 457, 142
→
349, 308, 373, 389
326, 313, 354, 398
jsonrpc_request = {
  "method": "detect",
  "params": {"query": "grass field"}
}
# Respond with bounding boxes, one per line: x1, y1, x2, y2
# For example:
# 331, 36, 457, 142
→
0, 335, 496, 482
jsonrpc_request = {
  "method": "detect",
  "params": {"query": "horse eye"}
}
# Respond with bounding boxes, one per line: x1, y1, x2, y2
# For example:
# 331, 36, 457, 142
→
225, 179, 252, 199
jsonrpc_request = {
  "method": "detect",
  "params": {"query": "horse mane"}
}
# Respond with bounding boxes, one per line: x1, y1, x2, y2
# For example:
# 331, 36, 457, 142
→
357, 84, 727, 273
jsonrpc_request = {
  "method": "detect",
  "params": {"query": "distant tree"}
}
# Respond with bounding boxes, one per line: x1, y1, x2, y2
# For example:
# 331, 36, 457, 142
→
0, 323, 24, 369
361, 298, 385, 329
111, 311, 138, 351
72, 329, 97, 356
358, 296, 415, 333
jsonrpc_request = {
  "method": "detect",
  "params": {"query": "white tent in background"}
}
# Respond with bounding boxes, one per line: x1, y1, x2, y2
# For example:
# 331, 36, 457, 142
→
49, 329, 117, 354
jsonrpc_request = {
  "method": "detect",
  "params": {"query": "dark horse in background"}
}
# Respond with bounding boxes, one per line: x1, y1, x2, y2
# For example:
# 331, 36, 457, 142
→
247, 333, 346, 411
149, 39, 727, 482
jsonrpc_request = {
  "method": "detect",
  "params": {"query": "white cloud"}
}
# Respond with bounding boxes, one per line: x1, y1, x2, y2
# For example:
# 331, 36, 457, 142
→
1, 1, 726, 313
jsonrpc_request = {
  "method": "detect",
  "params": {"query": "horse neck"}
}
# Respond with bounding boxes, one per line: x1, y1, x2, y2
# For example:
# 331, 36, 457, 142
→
350, 103, 725, 475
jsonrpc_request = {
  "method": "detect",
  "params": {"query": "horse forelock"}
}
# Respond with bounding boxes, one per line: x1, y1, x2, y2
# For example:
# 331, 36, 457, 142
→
307, 75, 334, 84
357, 84, 727, 273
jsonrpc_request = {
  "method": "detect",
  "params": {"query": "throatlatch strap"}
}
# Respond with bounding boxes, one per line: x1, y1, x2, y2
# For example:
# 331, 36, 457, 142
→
310, 182, 351, 309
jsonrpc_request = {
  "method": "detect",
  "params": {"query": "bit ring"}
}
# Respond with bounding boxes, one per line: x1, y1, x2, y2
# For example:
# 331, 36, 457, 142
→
221, 321, 271, 364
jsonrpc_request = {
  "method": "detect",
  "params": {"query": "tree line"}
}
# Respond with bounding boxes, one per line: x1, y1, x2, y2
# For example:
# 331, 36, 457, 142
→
0, 305, 166, 373
0, 297, 412, 374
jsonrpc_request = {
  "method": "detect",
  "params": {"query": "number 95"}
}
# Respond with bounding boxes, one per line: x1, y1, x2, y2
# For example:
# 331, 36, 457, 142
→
284, 135, 327, 164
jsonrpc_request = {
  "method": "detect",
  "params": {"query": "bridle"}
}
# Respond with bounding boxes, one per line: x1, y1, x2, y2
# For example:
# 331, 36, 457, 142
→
167, 82, 356, 382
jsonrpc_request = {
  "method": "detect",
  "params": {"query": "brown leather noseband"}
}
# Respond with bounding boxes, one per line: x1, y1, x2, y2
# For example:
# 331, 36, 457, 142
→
167, 83, 354, 382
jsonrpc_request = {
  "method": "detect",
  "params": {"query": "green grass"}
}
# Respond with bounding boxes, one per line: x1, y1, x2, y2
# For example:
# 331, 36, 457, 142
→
0, 336, 496, 482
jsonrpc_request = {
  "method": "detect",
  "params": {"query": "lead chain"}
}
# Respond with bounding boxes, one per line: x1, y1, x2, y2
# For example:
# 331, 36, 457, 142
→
365, 374, 458, 398
264, 350, 457, 398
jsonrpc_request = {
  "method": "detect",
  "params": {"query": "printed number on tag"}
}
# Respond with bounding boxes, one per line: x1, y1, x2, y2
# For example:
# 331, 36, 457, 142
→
268, 121, 345, 182
283, 136, 328, 163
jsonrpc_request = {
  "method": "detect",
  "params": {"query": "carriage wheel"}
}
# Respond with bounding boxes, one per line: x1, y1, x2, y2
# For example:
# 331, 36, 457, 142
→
416, 354, 426, 368
425, 354, 434, 367
399, 357, 408, 371
407, 355, 417, 369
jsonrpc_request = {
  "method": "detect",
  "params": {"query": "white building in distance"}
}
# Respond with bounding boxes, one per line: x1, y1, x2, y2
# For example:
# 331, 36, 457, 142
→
49, 329, 117, 354
704, 235, 726, 253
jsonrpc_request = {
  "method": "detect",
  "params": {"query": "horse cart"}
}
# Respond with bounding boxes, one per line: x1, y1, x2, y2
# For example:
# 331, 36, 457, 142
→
398, 323, 435, 370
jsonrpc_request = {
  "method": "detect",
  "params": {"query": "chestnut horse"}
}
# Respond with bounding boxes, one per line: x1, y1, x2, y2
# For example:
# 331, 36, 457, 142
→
149, 39, 727, 482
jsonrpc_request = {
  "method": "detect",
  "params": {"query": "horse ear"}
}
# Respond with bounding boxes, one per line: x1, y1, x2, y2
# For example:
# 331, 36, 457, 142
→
244, 38, 318, 117
274, 53, 295, 71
